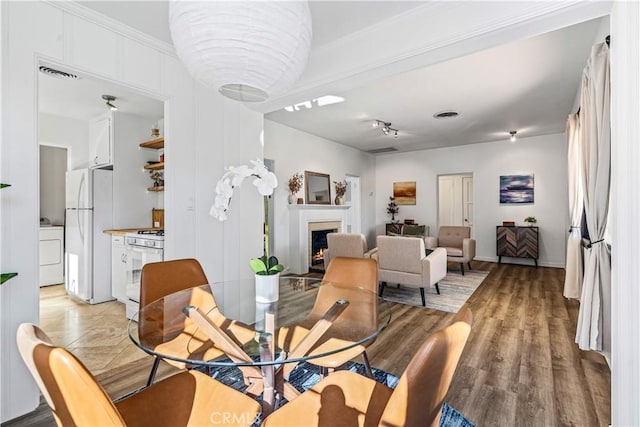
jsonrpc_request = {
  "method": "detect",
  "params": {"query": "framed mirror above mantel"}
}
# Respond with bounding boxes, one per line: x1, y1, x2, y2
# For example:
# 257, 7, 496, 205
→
305, 171, 331, 205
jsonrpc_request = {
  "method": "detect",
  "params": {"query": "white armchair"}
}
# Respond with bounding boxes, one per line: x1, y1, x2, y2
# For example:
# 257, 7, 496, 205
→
322, 233, 376, 268
371, 235, 447, 306
426, 226, 476, 275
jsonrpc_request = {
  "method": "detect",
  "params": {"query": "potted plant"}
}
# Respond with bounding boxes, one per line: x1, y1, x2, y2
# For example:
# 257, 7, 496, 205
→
524, 216, 537, 226
334, 180, 347, 205
288, 172, 303, 204
387, 197, 399, 222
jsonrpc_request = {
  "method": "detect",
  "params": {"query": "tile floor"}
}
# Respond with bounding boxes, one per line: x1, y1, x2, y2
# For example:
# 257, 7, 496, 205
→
39, 284, 148, 376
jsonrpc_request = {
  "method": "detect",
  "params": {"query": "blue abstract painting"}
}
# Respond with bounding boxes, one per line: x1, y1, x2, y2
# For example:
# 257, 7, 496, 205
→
500, 174, 534, 204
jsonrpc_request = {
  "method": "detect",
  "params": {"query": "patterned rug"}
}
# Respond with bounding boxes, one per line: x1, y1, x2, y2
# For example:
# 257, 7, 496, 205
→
380, 270, 489, 313
208, 360, 474, 426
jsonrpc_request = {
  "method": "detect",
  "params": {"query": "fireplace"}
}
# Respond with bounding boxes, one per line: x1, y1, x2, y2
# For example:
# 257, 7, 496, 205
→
288, 205, 350, 274
309, 227, 338, 272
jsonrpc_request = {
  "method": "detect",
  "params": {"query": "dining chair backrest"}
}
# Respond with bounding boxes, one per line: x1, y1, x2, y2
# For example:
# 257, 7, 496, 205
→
324, 256, 378, 293
140, 258, 209, 307
380, 307, 473, 427
16, 323, 126, 426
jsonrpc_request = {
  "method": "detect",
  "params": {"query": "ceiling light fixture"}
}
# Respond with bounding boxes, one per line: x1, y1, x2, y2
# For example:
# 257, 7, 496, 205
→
510, 131, 517, 142
169, 2, 312, 102
373, 120, 399, 138
102, 94, 117, 111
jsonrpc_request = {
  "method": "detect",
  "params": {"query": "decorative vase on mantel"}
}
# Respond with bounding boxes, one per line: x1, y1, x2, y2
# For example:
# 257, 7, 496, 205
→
288, 194, 297, 204
255, 272, 280, 303
335, 196, 344, 205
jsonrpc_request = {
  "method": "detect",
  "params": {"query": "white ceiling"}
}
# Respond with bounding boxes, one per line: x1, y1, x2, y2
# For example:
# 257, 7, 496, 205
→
52, 2, 606, 153
38, 64, 164, 122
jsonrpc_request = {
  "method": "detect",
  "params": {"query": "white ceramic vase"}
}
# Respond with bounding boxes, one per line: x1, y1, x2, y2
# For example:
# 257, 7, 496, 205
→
288, 194, 297, 204
255, 272, 280, 302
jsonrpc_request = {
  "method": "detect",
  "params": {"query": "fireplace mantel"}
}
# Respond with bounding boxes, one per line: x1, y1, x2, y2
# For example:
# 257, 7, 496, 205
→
288, 204, 350, 274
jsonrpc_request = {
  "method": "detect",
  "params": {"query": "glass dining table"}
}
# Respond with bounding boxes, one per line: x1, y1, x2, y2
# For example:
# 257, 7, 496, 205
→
128, 276, 391, 415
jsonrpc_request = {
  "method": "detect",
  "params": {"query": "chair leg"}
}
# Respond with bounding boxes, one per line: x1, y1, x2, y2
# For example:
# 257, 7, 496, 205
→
379, 282, 386, 297
361, 352, 374, 378
147, 357, 160, 387
460, 263, 465, 275
468, 261, 472, 271
419, 287, 426, 306
435, 283, 440, 295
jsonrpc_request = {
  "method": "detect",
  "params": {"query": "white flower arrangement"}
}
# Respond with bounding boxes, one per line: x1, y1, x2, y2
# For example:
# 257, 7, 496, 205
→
210, 159, 283, 275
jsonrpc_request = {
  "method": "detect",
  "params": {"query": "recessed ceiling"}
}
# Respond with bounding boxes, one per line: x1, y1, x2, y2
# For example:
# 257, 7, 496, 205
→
265, 17, 607, 153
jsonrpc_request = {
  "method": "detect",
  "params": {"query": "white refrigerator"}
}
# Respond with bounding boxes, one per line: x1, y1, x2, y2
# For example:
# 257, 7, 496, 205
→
65, 168, 114, 304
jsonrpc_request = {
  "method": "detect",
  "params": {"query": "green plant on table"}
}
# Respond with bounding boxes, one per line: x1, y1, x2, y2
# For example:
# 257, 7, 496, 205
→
524, 216, 537, 224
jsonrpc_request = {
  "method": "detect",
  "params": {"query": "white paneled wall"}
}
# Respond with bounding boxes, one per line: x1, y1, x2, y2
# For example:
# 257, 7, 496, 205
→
0, 1, 262, 421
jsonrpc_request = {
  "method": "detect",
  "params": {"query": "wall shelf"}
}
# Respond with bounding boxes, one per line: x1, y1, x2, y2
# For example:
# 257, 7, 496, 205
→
139, 137, 164, 150
147, 186, 164, 192
144, 162, 164, 171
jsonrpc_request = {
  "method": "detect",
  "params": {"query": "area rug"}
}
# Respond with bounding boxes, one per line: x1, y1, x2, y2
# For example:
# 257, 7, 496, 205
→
381, 270, 489, 313
208, 360, 474, 426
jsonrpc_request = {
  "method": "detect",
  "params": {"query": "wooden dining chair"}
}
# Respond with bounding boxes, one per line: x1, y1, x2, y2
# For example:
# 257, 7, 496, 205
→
277, 257, 379, 377
139, 258, 254, 386
264, 307, 473, 427
16, 323, 261, 427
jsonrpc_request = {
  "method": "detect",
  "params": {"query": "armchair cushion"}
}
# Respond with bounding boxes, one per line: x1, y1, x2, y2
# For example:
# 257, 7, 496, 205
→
323, 233, 371, 267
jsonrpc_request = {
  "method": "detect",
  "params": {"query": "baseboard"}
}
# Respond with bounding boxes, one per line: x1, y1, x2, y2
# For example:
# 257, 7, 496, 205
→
474, 256, 565, 269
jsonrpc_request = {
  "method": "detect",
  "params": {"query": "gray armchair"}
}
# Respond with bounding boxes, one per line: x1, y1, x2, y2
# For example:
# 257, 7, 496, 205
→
425, 226, 476, 275
371, 235, 447, 306
322, 233, 376, 268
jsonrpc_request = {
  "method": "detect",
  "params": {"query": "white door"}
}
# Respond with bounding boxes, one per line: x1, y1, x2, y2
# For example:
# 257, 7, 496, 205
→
438, 174, 473, 233
345, 175, 361, 234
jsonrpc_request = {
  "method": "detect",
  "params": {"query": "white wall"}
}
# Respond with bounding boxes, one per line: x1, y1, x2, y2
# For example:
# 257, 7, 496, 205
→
38, 112, 88, 170
264, 120, 376, 269
375, 133, 568, 267
0, 2, 262, 421
39, 145, 67, 225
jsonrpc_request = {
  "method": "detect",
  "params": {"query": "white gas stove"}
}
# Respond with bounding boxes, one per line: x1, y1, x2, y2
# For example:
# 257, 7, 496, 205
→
124, 230, 165, 319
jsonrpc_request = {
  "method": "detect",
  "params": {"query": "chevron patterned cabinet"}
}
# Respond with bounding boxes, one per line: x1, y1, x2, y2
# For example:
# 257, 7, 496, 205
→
496, 226, 539, 267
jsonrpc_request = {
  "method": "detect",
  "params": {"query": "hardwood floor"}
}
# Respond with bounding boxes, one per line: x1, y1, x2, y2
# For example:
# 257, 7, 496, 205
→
3, 262, 610, 426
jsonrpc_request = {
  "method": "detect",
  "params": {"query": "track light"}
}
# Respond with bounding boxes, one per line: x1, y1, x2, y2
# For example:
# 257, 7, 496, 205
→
373, 120, 399, 138
102, 94, 118, 111
509, 131, 517, 142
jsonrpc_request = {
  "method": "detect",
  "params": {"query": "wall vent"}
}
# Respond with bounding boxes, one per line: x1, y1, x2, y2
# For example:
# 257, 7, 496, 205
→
366, 147, 398, 154
433, 110, 459, 119
39, 66, 79, 80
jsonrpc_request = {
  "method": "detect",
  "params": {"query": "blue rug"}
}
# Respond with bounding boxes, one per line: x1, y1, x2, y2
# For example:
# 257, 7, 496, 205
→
206, 360, 474, 426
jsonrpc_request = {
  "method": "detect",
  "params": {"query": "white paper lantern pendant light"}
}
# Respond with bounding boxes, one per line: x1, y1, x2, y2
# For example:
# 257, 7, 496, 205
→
169, 1, 312, 103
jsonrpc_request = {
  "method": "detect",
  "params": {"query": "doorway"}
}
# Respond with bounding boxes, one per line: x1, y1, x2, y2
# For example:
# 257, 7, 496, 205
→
437, 174, 473, 234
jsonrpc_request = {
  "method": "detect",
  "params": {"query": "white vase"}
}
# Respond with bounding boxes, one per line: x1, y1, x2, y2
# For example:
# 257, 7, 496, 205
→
288, 194, 297, 204
335, 196, 344, 205
255, 272, 280, 302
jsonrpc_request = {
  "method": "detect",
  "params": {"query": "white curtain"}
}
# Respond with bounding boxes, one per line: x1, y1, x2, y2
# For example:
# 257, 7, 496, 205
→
576, 42, 611, 353
564, 114, 583, 300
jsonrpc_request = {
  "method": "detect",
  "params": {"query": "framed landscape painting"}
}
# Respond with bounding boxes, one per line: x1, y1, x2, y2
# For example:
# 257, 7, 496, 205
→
500, 174, 534, 204
393, 181, 416, 205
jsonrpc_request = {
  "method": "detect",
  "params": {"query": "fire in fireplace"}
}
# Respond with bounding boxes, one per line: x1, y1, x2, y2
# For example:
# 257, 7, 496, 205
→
310, 228, 338, 272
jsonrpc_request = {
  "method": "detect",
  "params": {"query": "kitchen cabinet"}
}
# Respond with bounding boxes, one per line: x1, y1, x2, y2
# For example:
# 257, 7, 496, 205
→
140, 137, 165, 192
111, 235, 128, 302
89, 115, 112, 167
39, 226, 64, 286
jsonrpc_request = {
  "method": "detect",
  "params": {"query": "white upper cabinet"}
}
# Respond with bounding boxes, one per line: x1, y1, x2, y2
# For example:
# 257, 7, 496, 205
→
69, 17, 119, 78
121, 38, 162, 92
89, 115, 112, 167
